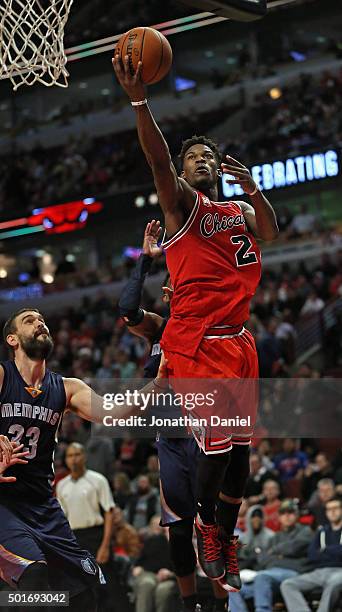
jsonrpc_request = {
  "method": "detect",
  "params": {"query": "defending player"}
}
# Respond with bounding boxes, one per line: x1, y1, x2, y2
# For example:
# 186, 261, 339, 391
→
113, 54, 278, 591
119, 220, 229, 612
0, 308, 166, 610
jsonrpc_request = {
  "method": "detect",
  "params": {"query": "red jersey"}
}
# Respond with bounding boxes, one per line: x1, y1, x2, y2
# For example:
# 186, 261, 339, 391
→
161, 191, 261, 357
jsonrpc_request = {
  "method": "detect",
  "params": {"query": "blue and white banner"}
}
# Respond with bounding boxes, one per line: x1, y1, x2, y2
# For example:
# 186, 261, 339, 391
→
222, 149, 340, 197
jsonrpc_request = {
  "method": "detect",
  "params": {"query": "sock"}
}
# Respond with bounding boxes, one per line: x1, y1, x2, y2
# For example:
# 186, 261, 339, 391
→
216, 498, 241, 537
183, 594, 198, 611
214, 598, 228, 611
196, 452, 231, 525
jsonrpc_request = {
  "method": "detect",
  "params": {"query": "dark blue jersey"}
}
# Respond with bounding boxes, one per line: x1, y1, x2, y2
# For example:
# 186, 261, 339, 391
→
143, 318, 185, 436
0, 360, 66, 501
143, 318, 167, 379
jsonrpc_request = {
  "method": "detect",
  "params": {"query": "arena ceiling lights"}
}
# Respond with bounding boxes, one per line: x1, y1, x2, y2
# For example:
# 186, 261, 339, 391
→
65, 0, 302, 63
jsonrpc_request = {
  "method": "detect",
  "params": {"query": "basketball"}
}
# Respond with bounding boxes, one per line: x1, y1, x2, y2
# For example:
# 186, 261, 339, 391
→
115, 27, 173, 85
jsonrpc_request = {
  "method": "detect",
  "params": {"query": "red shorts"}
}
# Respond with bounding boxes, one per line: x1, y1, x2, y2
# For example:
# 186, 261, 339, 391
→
164, 327, 259, 454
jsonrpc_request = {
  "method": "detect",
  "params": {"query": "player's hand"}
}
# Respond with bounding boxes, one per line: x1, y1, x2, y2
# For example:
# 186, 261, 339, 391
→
112, 54, 146, 103
221, 155, 258, 195
0, 443, 29, 483
143, 220, 163, 258
0, 434, 12, 464
96, 543, 110, 565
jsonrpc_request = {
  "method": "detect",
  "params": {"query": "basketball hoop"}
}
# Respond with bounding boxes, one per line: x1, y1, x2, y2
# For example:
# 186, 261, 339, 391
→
0, 0, 73, 91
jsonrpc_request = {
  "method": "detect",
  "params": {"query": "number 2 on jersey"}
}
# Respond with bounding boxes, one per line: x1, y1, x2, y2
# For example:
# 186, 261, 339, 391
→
7, 424, 40, 459
231, 234, 258, 267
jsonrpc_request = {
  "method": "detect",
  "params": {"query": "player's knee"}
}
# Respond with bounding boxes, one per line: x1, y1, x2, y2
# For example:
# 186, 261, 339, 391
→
169, 518, 196, 577
18, 562, 49, 590
220, 445, 250, 498
70, 588, 97, 612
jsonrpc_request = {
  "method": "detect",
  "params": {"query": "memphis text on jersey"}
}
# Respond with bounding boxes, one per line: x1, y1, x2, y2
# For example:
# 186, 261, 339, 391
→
1, 402, 60, 425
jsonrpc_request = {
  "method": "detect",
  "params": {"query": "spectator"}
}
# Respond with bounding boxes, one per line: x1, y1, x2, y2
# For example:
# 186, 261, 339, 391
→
116, 433, 142, 477
85, 424, 115, 482
257, 439, 275, 471
230, 505, 275, 612
244, 452, 277, 502
144, 454, 160, 490
302, 452, 335, 502
301, 290, 325, 316
290, 204, 317, 237
96, 353, 116, 379
281, 497, 342, 612
132, 516, 178, 612
239, 505, 275, 566
261, 479, 282, 532
308, 478, 336, 526
235, 499, 312, 612
277, 206, 293, 233
257, 318, 282, 377
115, 348, 137, 378
112, 506, 141, 560
274, 438, 308, 483
113, 471, 133, 510
126, 475, 160, 531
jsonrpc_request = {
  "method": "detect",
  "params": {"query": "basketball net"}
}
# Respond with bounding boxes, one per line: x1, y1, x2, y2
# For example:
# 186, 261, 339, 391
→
0, 0, 73, 91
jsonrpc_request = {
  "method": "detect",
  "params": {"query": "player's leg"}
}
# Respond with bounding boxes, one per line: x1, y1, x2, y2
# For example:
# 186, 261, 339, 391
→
0, 503, 49, 612
157, 437, 199, 611
17, 562, 49, 589
169, 519, 197, 611
217, 443, 250, 592
195, 445, 232, 581
25, 497, 105, 600
215, 330, 258, 592
0, 503, 47, 589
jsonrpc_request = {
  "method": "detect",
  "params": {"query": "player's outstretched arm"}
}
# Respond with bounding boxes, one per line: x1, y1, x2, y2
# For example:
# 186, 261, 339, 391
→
112, 55, 195, 234
64, 358, 169, 424
119, 220, 165, 341
222, 155, 279, 241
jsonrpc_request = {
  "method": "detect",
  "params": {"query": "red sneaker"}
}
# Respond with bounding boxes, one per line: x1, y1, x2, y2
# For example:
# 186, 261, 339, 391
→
219, 535, 242, 592
195, 516, 225, 580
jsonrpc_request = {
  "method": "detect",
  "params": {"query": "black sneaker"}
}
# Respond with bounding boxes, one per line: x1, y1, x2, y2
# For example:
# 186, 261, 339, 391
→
219, 535, 242, 592
195, 516, 225, 580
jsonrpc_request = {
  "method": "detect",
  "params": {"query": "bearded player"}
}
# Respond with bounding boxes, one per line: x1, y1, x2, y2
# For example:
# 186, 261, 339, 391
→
0, 309, 165, 609
113, 55, 278, 592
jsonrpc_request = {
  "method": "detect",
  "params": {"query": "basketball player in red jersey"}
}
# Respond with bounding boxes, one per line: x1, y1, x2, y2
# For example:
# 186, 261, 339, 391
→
113, 55, 279, 595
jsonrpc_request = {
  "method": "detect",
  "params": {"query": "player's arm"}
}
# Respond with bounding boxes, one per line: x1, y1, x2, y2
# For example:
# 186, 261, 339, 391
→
0, 364, 4, 394
125, 311, 165, 342
119, 220, 165, 341
64, 358, 169, 424
222, 154, 279, 241
112, 55, 195, 234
